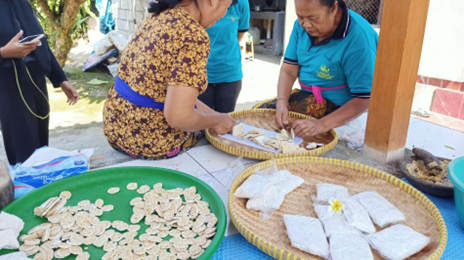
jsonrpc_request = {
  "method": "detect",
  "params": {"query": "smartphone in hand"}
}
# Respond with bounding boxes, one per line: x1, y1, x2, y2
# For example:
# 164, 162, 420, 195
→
19, 34, 45, 45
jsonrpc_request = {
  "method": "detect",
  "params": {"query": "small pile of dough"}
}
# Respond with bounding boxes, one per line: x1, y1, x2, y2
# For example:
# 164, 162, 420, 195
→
232, 123, 306, 153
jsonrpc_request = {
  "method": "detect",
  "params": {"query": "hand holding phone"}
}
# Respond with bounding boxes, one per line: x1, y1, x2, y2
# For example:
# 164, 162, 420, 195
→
0, 31, 41, 59
19, 34, 44, 45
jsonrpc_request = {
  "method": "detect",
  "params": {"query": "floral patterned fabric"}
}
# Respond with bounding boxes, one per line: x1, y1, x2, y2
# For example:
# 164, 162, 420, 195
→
103, 8, 210, 159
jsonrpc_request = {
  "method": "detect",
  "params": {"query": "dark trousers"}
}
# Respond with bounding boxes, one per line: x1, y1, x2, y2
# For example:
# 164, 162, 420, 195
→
0, 61, 49, 165
198, 80, 242, 113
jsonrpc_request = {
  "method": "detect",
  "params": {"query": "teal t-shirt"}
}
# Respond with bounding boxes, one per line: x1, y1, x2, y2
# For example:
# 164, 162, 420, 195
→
284, 5, 378, 106
206, 0, 250, 84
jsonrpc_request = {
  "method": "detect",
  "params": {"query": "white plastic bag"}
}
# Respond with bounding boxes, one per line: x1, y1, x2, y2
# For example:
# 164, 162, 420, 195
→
0, 212, 24, 238
93, 35, 114, 56
338, 191, 376, 234
284, 215, 330, 259
246, 186, 285, 213
366, 224, 431, 260
314, 204, 362, 238
234, 172, 274, 199
0, 230, 20, 250
107, 31, 129, 52
246, 170, 304, 214
354, 191, 406, 228
330, 233, 374, 260
316, 183, 349, 203
0, 251, 31, 260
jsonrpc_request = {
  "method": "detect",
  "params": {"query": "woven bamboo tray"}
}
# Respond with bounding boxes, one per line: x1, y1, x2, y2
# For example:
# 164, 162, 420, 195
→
229, 157, 447, 260
205, 109, 338, 160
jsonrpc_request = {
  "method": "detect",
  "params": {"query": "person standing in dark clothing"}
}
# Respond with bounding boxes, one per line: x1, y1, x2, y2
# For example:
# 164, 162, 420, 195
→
0, 0, 79, 165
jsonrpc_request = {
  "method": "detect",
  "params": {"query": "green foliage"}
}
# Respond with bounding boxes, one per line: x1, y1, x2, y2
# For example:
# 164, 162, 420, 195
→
28, 0, 98, 50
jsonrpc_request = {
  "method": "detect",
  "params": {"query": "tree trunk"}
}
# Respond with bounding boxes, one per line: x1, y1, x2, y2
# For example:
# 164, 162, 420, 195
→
53, 28, 74, 67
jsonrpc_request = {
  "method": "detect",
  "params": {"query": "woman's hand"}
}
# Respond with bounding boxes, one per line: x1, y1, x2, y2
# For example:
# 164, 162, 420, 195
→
212, 114, 236, 135
0, 31, 40, 59
275, 99, 289, 128
292, 119, 328, 138
60, 81, 79, 105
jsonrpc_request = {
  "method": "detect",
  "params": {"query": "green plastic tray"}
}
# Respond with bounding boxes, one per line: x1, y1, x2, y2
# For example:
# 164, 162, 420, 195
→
0, 167, 227, 260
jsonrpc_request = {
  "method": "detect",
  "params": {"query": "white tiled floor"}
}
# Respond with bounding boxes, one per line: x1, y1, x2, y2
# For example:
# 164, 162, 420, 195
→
187, 145, 256, 173
102, 153, 208, 177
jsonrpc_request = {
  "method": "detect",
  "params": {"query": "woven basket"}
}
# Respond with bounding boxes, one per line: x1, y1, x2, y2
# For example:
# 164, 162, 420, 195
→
229, 157, 447, 260
205, 109, 338, 160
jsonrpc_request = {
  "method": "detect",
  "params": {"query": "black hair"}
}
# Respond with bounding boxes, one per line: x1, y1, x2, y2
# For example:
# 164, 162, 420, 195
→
318, 0, 338, 7
148, 0, 183, 15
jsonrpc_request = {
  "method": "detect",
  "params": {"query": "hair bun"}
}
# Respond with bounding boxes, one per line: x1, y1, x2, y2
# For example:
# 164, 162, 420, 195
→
148, 0, 181, 15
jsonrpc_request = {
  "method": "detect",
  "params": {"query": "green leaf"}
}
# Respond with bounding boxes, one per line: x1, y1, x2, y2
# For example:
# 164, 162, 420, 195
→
445, 145, 456, 150
87, 79, 110, 85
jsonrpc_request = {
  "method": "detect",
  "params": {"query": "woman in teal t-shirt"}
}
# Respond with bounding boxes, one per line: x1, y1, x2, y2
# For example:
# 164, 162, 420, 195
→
199, 0, 250, 113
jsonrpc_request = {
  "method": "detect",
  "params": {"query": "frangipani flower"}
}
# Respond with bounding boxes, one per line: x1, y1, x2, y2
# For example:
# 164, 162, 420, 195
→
328, 198, 345, 215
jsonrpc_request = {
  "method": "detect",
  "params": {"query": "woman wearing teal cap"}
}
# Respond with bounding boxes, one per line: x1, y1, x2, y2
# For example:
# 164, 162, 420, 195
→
256, 0, 378, 138
198, 0, 250, 113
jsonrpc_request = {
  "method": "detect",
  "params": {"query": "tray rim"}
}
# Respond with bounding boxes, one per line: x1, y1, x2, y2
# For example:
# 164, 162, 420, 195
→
205, 109, 339, 160
228, 157, 448, 260
1, 166, 227, 260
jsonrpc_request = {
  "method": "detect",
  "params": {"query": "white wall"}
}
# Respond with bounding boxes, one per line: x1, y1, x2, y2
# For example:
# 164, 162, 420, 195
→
283, 0, 464, 82
418, 0, 464, 82
112, 0, 149, 39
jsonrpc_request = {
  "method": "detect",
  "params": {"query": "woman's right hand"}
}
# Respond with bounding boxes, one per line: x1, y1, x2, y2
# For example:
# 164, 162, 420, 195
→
0, 31, 40, 59
212, 114, 236, 135
275, 99, 289, 128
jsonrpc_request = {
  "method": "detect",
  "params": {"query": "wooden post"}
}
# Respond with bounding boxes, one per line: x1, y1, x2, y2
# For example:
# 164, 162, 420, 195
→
364, 0, 430, 164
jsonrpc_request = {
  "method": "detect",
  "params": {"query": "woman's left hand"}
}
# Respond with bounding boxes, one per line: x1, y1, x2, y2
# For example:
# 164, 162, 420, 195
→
292, 119, 328, 138
60, 81, 79, 105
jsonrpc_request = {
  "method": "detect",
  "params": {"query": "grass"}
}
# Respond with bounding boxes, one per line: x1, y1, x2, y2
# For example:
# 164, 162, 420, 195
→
48, 68, 115, 128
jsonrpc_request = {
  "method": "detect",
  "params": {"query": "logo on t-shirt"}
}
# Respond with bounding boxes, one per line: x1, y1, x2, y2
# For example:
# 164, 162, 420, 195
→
317, 65, 334, 80
227, 16, 239, 22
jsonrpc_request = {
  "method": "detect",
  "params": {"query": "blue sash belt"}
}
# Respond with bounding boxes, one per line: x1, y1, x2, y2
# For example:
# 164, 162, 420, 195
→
114, 76, 165, 110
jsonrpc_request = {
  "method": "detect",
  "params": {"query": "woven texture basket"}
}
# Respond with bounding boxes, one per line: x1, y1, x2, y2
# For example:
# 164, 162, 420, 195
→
205, 109, 338, 160
229, 157, 447, 260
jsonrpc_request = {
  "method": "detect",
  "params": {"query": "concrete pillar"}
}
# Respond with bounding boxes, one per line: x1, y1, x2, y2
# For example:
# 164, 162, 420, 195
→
283, 0, 296, 53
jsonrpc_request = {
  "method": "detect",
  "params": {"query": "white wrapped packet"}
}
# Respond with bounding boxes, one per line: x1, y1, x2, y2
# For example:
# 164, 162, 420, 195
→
338, 192, 376, 234
247, 187, 285, 213
234, 173, 274, 199
314, 205, 362, 238
354, 191, 406, 228
0, 212, 24, 238
270, 170, 305, 194
316, 183, 349, 203
366, 224, 431, 260
246, 171, 304, 213
0, 229, 20, 250
330, 233, 374, 260
0, 252, 31, 260
284, 214, 330, 259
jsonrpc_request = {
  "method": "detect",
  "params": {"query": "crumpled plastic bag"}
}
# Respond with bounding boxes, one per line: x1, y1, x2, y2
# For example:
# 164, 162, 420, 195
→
107, 31, 129, 52
284, 214, 330, 259
314, 204, 362, 238
0, 251, 31, 260
366, 224, 431, 260
336, 118, 366, 152
330, 233, 374, 260
316, 183, 349, 203
354, 191, 406, 228
337, 191, 376, 234
0, 229, 20, 250
0, 212, 24, 238
93, 35, 114, 56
